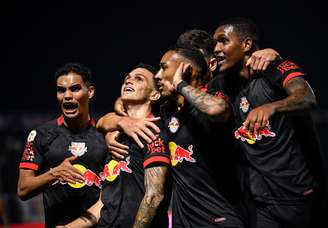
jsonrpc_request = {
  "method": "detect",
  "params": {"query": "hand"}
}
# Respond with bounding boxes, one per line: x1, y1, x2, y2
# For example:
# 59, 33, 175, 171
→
117, 116, 160, 148
243, 103, 276, 135
114, 97, 127, 116
50, 156, 84, 184
172, 62, 192, 89
246, 48, 280, 73
106, 131, 129, 160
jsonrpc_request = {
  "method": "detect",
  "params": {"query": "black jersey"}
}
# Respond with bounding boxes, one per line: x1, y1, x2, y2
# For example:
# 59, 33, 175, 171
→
98, 120, 171, 228
19, 116, 107, 228
161, 99, 245, 228
228, 59, 318, 204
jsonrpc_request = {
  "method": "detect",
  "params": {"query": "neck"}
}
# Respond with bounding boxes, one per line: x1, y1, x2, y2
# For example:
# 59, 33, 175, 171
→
239, 57, 250, 80
63, 113, 90, 132
125, 102, 152, 118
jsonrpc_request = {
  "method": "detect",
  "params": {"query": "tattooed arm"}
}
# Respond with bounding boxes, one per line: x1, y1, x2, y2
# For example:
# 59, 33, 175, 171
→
243, 77, 316, 133
178, 82, 230, 121
173, 63, 230, 121
133, 166, 168, 228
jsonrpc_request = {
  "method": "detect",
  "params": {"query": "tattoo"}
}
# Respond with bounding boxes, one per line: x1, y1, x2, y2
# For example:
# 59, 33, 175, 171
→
180, 85, 228, 119
80, 211, 97, 226
133, 166, 167, 228
275, 77, 316, 113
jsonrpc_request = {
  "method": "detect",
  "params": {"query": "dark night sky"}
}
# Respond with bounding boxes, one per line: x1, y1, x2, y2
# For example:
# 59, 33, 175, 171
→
1, 1, 327, 115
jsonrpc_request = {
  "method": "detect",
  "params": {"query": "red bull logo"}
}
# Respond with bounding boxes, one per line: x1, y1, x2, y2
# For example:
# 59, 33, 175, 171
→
100, 157, 132, 182
68, 164, 102, 189
169, 142, 196, 166
235, 123, 276, 144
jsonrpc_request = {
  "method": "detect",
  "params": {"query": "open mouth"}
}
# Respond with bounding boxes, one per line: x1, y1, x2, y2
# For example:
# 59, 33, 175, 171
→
123, 86, 135, 92
216, 55, 225, 64
62, 102, 78, 114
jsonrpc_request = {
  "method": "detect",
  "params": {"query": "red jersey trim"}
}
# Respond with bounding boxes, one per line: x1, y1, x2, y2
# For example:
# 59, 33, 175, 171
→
282, 72, 304, 87
19, 162, 39, 171
143, 156, 170, 168
57, 115, 96, 127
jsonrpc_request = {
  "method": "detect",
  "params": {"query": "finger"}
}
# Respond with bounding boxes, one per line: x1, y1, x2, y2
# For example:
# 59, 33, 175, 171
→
257, 59, 266, 72
144, 121, 160, 133
183, 63, 192, 73
252, 57, 261, 71
243, 119, 250, 129
254, 122, 260, 135
131, 134, 144, 148
110, 151, 125, 160
108, 140, 129, 150
145, 116, 161, 122
135, 129, 152, 143
141, 126, 157, 141
246, 55, 255, 67
262, 61, 270, 71
108, 145, 129, 155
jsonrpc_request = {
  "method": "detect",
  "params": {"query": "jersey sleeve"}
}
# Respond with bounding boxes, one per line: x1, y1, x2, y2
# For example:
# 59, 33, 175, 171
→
143, 124, 170, 168
19, 129, 44, 171
264, 59, 306, 88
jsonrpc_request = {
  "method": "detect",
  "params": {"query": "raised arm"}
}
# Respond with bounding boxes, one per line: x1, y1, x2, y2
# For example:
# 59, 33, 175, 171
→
173, 63, 230, 121
133, 166, 168, 228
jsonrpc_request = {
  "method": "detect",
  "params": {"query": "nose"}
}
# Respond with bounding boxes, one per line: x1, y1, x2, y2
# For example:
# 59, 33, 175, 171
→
64, 90, 73, 100
214, 42, 223, 54
154, 70, 162, 80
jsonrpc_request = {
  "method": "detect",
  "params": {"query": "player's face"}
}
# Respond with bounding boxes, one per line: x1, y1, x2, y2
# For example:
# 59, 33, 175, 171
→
213, 25, 245, 73
56, 73, 94, 119
121, 68, 157, 104
155, 50, 184, 98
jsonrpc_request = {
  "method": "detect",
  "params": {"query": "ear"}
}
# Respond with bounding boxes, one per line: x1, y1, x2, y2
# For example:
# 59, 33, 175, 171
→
88, 86, 95, 99
209, 57, 218, 72
242, 37, 253, 53
149, 90, 161, 102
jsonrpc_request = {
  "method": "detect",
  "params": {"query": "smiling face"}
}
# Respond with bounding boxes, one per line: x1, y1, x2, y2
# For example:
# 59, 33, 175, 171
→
56, 73, 94, 119
213, 25, 245, 73
121, 67, 159, 105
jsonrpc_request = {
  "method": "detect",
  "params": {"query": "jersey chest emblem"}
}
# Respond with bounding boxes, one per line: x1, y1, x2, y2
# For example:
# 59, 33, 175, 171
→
69, 142, 87, 156
240, 96, 250, 113
100, 156, 132, 182
169, 142, 196, 166
168, 117, 180, 133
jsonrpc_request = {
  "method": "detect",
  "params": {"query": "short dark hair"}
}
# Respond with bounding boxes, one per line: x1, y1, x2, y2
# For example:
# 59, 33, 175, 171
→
54, 63, 93, 86
176, 29, 215, 61
168, 46, 209, 85
217, 17, 261, 49
134, 63, 158, 75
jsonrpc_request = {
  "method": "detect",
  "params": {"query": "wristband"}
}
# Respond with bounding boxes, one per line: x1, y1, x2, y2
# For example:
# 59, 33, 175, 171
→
176, 81, 189, 94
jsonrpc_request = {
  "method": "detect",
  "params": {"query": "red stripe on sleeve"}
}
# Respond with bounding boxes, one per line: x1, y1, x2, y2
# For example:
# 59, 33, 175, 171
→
143, 156, 170, 168
19, 162, 39, 171
283, 72, 304, 87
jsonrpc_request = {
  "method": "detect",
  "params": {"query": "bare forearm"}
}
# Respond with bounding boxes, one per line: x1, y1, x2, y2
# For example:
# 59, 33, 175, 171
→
64, 197, 102, 228
18, 170, 56, 200
97, 112, 124, 132
133, 194, 164, 228
179, 84, 229, 120
274, 77, 316, 113
133, 166, 167, 228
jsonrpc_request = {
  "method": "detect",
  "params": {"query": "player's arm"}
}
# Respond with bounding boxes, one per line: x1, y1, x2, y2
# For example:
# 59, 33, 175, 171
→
97, 112, 160, 147
243, 77, 316, 133
173, 63, 230, 121
57, 196, 103, 228
133, 165, 168, 228
246, 48, 281, 72
18, 156, 84, 200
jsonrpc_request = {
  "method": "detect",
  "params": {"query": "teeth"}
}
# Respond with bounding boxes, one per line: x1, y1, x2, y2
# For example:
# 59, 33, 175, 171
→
124, 87, 134, 92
